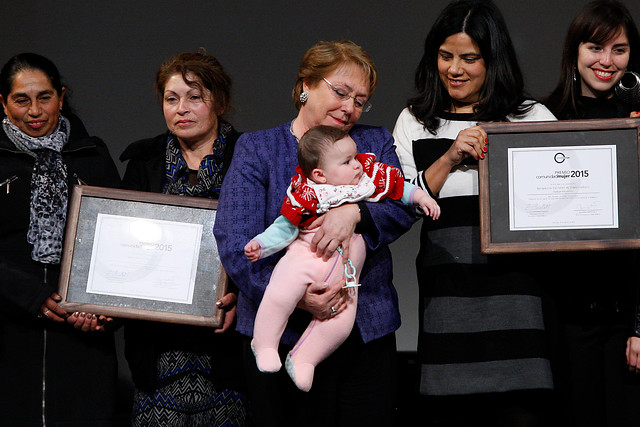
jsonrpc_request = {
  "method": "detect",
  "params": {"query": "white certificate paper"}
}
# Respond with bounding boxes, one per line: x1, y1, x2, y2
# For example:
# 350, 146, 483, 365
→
86, 214, 203, 304
508, 145, 618, 231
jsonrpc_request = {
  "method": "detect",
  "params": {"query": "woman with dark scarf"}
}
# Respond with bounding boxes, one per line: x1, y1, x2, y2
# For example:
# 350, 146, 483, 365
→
119, 51, 248, 426
0, 53, 120, 425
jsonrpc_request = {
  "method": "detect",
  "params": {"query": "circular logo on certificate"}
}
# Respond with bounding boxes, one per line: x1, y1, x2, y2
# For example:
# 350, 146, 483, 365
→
554, 152, 569, 163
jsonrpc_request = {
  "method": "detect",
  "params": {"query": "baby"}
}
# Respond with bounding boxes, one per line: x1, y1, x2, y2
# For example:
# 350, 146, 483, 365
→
244, 125, 439, 391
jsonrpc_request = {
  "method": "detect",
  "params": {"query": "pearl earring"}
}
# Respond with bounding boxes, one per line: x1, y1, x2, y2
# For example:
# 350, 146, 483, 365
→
300, 91, 309, 104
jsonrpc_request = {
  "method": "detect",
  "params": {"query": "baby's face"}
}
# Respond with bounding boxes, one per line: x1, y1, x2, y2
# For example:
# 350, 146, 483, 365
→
317, 136, 363, 186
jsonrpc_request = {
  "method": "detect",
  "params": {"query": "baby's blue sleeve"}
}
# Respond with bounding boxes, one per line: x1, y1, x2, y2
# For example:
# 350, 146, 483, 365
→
253, 215, 300, 259
401, 181, 418, 207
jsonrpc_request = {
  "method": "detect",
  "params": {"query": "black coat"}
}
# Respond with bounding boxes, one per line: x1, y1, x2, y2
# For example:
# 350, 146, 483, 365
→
119, 128, 246, 394
0, 114, 121, 425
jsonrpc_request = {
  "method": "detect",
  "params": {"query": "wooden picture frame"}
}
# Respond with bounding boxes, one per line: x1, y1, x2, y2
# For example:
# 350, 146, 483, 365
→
58, 185, 227, 327
478, 118, 640, 254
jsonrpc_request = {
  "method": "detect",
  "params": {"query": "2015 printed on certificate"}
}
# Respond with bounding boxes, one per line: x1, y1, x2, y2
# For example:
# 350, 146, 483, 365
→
507, 145, 618, 231
478, 118, 640, 253
58, 186, 227, 327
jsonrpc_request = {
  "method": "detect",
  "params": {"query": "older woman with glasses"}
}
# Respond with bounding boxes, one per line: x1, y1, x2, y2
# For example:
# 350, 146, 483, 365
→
214, 39, 414, 426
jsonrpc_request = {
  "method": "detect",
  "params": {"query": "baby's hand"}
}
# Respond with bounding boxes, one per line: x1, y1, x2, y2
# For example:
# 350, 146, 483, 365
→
415, 189, 441, 220
244, 240, 261, 262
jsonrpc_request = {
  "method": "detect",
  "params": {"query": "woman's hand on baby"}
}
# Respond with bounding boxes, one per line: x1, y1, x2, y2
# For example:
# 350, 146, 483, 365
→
244, 240, 261, 262
308, 204, 360, 261
297, 279, 348, 319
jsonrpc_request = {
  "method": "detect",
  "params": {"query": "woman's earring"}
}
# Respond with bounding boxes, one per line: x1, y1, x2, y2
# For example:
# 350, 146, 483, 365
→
615, 71, 640, 106
300, 91, 309, 104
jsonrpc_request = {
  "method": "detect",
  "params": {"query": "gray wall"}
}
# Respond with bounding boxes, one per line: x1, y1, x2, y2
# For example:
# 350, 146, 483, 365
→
2, 0, 638, 355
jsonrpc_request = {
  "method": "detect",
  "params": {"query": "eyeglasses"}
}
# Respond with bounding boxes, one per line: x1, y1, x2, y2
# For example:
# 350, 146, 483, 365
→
323, 78, 372, 113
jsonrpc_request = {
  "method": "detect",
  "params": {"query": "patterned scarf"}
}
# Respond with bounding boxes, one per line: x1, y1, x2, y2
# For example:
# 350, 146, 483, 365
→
3, 116, 70, 264
162, 120, 231, 197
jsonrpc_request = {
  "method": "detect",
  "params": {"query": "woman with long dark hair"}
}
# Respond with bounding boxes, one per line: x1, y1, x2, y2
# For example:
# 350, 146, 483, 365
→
545, 0, 640, 119
393, 1, 556, 424
544, 2, 640, 425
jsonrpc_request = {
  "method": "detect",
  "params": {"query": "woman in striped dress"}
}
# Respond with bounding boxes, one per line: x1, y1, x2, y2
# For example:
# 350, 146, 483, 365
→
393, 0, 556, 425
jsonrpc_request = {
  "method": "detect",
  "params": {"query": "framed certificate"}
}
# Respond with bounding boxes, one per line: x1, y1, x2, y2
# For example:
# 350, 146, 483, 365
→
478, 118, 640, 254
58, 185, 227, 327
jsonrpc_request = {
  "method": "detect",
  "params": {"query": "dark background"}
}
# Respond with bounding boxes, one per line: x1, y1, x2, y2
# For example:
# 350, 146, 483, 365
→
2, 0, 639, 420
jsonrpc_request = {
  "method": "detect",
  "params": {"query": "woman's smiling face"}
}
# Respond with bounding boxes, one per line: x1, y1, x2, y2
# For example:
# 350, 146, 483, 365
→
1, 69, 64, 137
437, 32, 487, 113
577, 29, 630, 98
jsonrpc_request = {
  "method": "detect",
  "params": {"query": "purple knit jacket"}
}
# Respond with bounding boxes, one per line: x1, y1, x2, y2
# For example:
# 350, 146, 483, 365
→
214, 122, 414, 345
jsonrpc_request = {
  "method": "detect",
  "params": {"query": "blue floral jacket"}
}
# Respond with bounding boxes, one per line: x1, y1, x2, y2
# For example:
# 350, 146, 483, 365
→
214, 122, 414, 345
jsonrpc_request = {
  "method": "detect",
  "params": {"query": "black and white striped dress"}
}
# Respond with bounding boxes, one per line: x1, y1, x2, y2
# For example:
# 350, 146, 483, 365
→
393, 104, 556, 395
